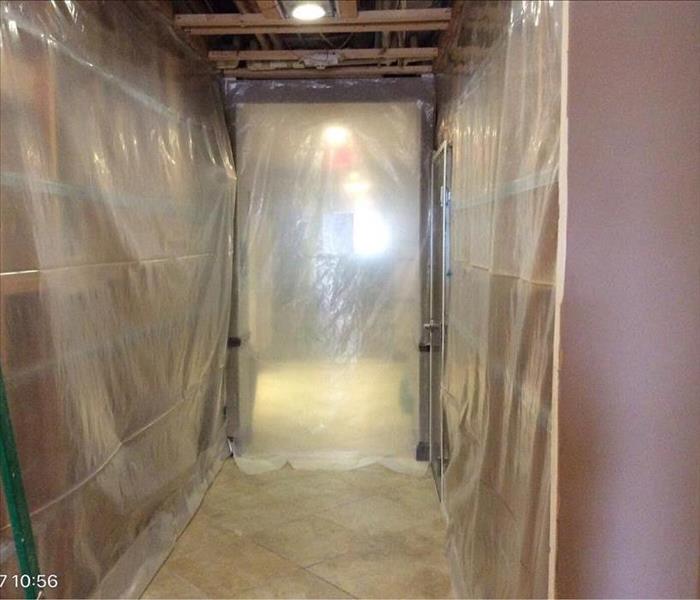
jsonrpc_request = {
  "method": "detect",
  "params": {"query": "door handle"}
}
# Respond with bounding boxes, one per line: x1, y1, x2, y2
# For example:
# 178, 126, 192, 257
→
423, 321, 440, 331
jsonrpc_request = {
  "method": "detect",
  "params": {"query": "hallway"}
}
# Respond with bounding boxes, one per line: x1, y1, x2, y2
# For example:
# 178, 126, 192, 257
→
142, 462, 451, 599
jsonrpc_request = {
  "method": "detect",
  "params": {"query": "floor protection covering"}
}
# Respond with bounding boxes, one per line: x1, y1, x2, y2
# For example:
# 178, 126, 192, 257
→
0, 2, 235, 597
226, 82, 431, 474
438, 2, 561, 597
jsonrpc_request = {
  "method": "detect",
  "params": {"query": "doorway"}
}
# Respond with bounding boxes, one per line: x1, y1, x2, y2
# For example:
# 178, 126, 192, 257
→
231, 100, 424, 470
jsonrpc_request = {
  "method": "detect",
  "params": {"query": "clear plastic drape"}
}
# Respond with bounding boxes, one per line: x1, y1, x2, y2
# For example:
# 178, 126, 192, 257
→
437, 2, 561, 597
0, 2, 235, 597
224, 80, 433, 474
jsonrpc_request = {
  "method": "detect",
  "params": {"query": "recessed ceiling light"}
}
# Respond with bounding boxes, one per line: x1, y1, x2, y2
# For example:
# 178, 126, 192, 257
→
292, 2, 326, 21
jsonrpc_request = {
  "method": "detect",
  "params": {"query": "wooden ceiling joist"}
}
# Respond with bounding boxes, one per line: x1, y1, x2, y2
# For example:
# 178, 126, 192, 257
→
209, 46, 438, 62
255, 1, 282, 19
175, 8, 451, 35
176, 8, 450, 28
222, 65, 432, 79
336, 1, 358, 19
435, 0, 468, 71
183, 21, 449, 35
172, 2, 457, 79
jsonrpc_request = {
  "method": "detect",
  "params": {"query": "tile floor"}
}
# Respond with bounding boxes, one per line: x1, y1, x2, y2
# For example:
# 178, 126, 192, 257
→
142, 461, 452, 599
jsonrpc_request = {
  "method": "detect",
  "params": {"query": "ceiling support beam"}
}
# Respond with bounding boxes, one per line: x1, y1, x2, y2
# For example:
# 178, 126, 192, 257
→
255, 0, 282, 18
233, 0, 272, 50
435, 0, 468, 71
209, 47, 438, 62
336, 1, 358, 19
222, 64, 432, 79
252, 0, 285, 49
175, 8, 451, 27
182, 21, 449, 35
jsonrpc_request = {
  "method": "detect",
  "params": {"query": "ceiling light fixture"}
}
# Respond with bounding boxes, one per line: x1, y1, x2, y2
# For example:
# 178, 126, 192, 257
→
291, 2, 326, 21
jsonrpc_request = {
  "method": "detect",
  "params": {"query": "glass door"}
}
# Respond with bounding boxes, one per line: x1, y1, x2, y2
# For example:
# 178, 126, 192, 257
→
428, 142, 451, 499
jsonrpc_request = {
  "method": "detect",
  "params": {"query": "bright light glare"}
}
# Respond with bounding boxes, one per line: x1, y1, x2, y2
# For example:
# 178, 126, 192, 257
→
322, 125, 350, 147
344, 172, 370, 195
292, 2, 326, 21
353, 209, 390, 256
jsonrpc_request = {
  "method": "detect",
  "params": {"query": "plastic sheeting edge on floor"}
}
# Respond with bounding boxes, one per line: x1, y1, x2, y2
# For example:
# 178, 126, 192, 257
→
233, 454, 429, 477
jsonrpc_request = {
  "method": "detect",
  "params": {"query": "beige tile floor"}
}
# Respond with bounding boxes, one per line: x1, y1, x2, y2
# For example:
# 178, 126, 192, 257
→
142, 461, 452, 599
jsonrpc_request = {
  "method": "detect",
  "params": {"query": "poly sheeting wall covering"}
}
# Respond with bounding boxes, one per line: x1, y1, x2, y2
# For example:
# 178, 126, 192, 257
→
0, 2, 235, 597
438, 1, 561, 597
224, 80, 433, 474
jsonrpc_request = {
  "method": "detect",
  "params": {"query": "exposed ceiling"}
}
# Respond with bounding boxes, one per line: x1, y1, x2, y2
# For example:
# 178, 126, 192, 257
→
169, 0, 507, 79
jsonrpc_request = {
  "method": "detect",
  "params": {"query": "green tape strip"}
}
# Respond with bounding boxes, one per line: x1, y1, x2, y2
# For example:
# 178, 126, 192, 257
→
0, 363, 40, 599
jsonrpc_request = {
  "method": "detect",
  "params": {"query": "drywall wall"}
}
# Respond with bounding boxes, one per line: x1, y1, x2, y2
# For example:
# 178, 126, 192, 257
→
557, 1, 700, 597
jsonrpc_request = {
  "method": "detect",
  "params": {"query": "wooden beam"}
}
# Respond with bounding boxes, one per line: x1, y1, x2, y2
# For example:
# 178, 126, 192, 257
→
184, 21, 449, 35
234, 0, 271, 50
250, 1, 285, 49
435, 1, 468, 71
336, 0, 358, 19
175, 8, 451, 27
209, 47, 438, 62
222, 64, 432, 78
255, 0, 281, 18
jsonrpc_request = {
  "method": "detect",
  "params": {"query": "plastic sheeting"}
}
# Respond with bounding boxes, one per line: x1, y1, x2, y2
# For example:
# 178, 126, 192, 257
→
437, 2, 561, 597
0, 2, 235, 597
224, 80, 433, 473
